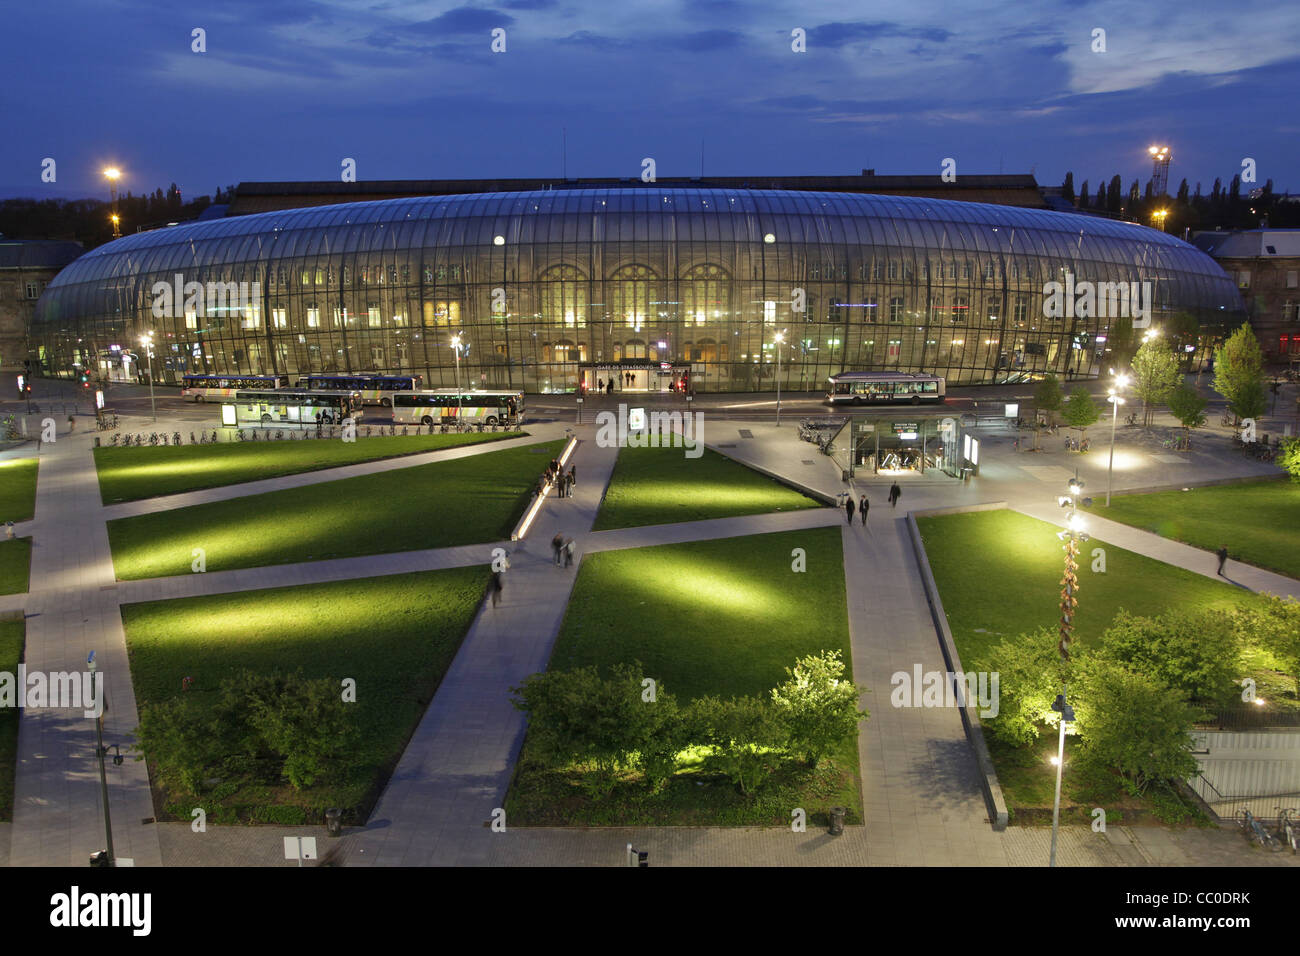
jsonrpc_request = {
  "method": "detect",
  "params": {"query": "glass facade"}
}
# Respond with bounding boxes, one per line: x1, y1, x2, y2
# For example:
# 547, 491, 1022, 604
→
32, 188, 1245, 391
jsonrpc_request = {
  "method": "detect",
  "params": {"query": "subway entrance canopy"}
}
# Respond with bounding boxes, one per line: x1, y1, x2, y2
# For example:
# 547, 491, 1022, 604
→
32, 186, 1243, 392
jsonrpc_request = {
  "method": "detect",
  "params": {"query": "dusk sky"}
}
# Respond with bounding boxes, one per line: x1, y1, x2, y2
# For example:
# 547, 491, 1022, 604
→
3, 0, 1299, 201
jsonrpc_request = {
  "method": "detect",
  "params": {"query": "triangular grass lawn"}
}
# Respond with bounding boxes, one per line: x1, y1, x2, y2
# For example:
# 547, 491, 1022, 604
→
0, 459, 38, 521
592, 445, 822, 531
108, 439, 562, 579
121, 566, 485, 823
95, 431, 525, 504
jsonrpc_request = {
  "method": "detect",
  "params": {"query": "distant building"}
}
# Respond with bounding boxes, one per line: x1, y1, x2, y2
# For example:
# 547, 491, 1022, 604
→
0, 238, 84, 370
1191, 228, 1300, 361
226, 171, 1051, 217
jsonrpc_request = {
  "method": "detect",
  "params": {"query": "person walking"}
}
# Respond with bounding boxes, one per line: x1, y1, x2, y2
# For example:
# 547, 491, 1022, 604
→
568, 464, 577, 490
564, 537, 576, 568
845, 496, 855, 524
859, 495, 869, 526
597, 377, 604, 394
889, 482, 901, 508
552, 533, 565, 567
1216, 545, 1229, 576
490, 570, 504, 608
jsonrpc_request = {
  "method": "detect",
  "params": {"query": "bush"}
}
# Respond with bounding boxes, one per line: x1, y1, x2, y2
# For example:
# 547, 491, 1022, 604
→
979, 627, 1066, 748
1072, 656, 1200, 795
691, 695, 786, 795
1097, 608, 1241, 706
769, 650, 867, 767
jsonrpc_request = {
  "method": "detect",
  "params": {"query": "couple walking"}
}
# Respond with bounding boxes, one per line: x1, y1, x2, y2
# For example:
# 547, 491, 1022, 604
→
844, 494, 870, 526
552, 533, 576, 568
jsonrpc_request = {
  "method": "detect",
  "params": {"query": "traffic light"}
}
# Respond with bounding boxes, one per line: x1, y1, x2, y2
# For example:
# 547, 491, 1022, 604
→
79, 370, 89, 388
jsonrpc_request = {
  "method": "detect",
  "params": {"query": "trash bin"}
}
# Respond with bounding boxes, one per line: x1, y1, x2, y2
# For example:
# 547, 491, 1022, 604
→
829, 806, 846, 836
325, 807, 343, 837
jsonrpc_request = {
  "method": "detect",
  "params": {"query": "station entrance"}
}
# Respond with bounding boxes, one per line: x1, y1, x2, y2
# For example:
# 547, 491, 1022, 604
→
848, 413, 970, 478
579, 361, 689, 394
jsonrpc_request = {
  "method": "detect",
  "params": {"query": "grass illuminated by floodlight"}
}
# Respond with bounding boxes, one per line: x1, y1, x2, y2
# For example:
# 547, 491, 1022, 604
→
0, 620, 22, 821
0, 537, 32, 595
1090, 478, 1300, 580
108, 440, 562, 579
0, 459, 38, 522
94, 431, 523, 504
592, 445, 821, 531
508, 527, 861, 826
121, 567, 485, 821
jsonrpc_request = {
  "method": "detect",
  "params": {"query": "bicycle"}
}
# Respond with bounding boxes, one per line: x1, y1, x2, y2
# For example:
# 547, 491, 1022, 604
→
1237, 808, 1282, 850
1276, 808, 1299, 854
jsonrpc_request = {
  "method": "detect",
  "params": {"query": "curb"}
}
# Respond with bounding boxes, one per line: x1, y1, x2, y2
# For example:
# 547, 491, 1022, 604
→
906, 502, 1011, 831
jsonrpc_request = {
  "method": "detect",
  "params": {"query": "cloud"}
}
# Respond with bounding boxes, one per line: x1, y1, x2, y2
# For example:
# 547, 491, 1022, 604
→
808, 21, 953, 49
407, 7, 515, 35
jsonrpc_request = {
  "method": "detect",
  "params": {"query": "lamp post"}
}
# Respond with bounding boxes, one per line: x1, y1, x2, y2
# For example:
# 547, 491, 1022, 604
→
451, 332, 464, 423
1051, 476, 1090, 867
87, 651, 115, 866
140, 332, 156, 422
103, 168, 122, 238
1106, 372, 1128, 506
774, 329, 786, 426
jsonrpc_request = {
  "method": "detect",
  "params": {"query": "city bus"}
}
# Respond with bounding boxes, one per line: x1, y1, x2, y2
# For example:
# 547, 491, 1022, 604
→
298, 373, 423, 407
182, 373, 289, 401
220, 389, 363, 428
390, 389, 524, 426
827, 371, 946, 405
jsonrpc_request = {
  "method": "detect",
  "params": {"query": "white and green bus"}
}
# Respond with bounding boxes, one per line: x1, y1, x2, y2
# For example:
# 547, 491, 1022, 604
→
391, 389, 524, 426
220, 389, 364, 428
298, 373, 423, 407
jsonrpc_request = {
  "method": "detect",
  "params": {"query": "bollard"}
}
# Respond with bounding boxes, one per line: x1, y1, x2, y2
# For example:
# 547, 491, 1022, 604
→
829, 806, 846, 836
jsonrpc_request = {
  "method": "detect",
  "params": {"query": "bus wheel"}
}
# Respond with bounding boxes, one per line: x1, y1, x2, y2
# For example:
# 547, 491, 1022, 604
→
381, 398, 392, 407
194, 395, 203, 403
485, 416, 498, 426
261, 413, 273, 424
853, 396, 863, 405
421, 416, 433, 426
911, 396, 920, 405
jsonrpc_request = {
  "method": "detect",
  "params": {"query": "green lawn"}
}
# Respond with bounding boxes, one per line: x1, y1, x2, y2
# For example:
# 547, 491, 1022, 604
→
122, 567, 486, 823
108, 440, 562, 580
95, 431, 524, 504
592, 445, 822, 531
0, 620, 23, 821
918, 509, 1258, 822
916, 510, 1256, 668
0, 538, 32, 595
508, 527, 862, 826
0, 459, 38, 522
1091, 478, 1300, 580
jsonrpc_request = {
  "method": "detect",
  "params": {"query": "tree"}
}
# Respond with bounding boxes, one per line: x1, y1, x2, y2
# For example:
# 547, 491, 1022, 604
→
1229, 377, 1267, 423
1106, 175, 1123, 213
1061, 172, 1075, 204
1233, 595, 1300, 698
1130, 338, 1182, 426
1167, 311, 1202, 369
1034, 373, 1063, 423
1214, 323, 1266, 423
1279, 436, 1300, 481
1166, 382, 1207, 444
1077, 179, 1089, 209
1097, 609, 1241, 706
769, 650, 867, 767
1072, 656, 1200, 795
979, 627, 1066, 748
691, 695, 785, 795
1107, 313, 1137, 369
1063, 385, 1100, 436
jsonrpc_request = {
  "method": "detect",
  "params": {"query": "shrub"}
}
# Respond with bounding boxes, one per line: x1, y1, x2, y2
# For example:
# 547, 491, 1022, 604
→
769, 650, 867, 767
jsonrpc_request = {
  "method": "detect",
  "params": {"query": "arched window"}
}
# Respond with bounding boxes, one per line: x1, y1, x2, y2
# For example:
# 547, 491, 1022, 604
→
681, 262, 729, 327
610, 263, 656, 332
540, 264, 587, 329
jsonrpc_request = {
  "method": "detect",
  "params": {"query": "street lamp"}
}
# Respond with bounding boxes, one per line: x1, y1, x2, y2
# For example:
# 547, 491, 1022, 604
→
774, 329, 786, 426
451, 332, 464, 423
1106, 371, 1129, 506
1051, 475, 1090, 867
1147, 145, 1171, 197
1151, 208, 1169, 232
140, 332, 157, 422
87, 651, 115, 867
103, 168, 122, 238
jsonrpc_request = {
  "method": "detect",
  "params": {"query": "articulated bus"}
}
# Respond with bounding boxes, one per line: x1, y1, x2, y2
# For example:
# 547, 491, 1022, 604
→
182, 374, 289, 401
390, 389, 524, 426
220, 389, 363, 428
298, 373, 423, 407
827, 371, 946, 405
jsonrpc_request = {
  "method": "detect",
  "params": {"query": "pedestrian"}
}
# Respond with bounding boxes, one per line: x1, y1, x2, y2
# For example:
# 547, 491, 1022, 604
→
67, 414, 76, 433
597, 377, 604, 394
568, 464, 577, 490
890, 482, 901, 508
564, 537, 575, 568
490, 570, 504, 608
552, 533, 565, 567
562, 472, 571, 498
845, 496, 855, 524
859, 495, 869, 526
1216, 545, 1228, 576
